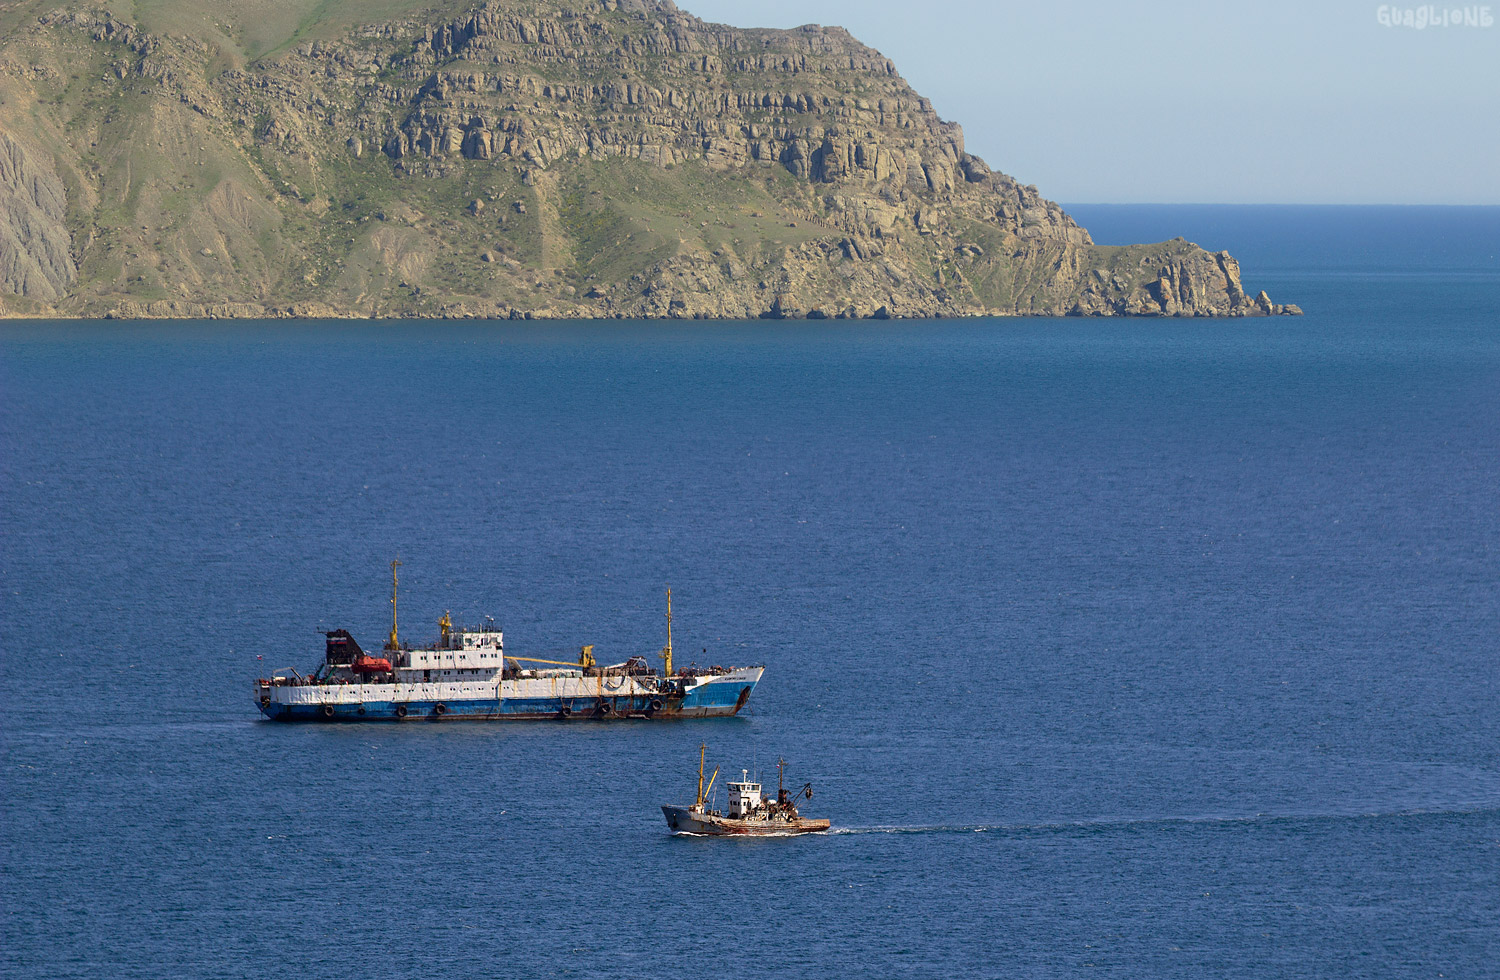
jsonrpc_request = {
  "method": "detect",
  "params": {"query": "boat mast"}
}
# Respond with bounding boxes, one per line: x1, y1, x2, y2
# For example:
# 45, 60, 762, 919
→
696, 742, 705, 807
662, 585, 674, 678
387, 558, 401, 652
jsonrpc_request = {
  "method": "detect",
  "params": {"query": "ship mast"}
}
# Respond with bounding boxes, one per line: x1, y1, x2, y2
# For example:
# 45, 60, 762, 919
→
387, 558, 401, 652
696, 742, 705, 807
662, 585, 674, 678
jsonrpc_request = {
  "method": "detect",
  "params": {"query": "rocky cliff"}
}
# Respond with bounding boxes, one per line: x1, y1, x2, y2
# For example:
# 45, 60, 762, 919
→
0, 131, 76, 302
0, 0, 1298, 319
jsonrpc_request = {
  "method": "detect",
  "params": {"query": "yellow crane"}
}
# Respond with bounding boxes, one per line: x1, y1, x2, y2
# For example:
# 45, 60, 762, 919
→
695, 743, 719, 810
386, 558, 401, 651
504, 647, 596, 670
662, 586, 674, 678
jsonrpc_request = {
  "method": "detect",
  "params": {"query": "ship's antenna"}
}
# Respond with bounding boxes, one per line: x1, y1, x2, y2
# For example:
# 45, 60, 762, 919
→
387, 558, 402, 652
662, 585, 674, 678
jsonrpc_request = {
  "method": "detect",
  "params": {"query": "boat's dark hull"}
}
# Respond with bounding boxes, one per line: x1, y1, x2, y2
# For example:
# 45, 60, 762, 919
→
661, 805, 830, 835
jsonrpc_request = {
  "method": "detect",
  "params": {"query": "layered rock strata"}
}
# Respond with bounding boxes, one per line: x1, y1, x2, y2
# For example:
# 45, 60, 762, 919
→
0, 0, 1298, 319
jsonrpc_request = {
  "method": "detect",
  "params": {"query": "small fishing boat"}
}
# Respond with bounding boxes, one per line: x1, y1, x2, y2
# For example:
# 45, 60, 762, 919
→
662, 745, 830, 836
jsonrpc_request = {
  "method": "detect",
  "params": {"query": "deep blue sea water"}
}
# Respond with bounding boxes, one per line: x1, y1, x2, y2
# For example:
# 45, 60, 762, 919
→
2, 206, 1498, 979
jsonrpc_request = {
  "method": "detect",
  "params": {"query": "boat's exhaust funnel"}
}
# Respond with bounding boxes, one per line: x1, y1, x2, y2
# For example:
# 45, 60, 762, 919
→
325, 629, 364, 665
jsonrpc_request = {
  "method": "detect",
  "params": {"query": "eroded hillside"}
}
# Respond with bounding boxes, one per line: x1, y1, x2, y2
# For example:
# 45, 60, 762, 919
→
0, 0, 1298, 319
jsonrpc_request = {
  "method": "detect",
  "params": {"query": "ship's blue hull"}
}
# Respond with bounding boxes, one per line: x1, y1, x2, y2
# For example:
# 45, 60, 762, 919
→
258, 677, 757, 722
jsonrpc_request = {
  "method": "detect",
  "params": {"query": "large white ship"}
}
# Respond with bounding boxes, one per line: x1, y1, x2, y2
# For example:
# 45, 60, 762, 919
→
254, 563, 762, 722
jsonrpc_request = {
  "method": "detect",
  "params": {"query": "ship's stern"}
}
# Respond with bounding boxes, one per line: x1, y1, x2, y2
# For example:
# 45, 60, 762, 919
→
253, 679, 274, 718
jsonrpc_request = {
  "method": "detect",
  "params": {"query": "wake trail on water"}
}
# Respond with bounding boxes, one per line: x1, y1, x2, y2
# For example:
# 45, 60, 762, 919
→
828, 804, 1500, 836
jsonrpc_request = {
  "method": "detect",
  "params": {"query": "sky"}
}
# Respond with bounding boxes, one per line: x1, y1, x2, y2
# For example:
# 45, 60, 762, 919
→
678, 0, 1499, 204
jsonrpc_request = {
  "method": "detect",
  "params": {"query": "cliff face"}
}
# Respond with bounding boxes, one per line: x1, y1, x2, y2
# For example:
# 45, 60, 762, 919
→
0, 131, 76, 303
0, 0, 1298, 319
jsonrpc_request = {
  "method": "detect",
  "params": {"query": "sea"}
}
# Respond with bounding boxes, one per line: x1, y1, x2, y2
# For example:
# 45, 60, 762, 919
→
2, 205, 1498, 979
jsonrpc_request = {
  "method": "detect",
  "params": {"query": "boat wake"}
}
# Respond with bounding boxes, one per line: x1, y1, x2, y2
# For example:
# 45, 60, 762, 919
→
827, 825, 999, 836
826, 804, 1500, 837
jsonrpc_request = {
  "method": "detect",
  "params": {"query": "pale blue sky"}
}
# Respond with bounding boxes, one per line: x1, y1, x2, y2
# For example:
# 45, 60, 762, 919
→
680, 0, 1499, 203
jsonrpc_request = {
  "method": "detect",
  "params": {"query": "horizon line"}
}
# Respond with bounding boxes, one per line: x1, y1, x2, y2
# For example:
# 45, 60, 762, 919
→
1061, 202, 1500, 208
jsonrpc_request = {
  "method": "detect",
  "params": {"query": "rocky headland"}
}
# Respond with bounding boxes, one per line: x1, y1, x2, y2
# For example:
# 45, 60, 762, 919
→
0, 0, 1299, 319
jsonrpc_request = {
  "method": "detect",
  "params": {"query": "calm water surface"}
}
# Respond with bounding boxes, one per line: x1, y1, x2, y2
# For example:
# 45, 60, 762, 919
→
3, 207, 1498, 978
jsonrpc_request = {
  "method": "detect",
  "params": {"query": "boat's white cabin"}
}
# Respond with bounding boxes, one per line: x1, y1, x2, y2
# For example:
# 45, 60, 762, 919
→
459, 629, 503, 651
727, 770, 762, 817
398, 628, 504, 671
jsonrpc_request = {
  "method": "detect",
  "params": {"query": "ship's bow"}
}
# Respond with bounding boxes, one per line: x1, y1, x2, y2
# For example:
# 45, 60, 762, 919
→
678, 666, 764, 717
